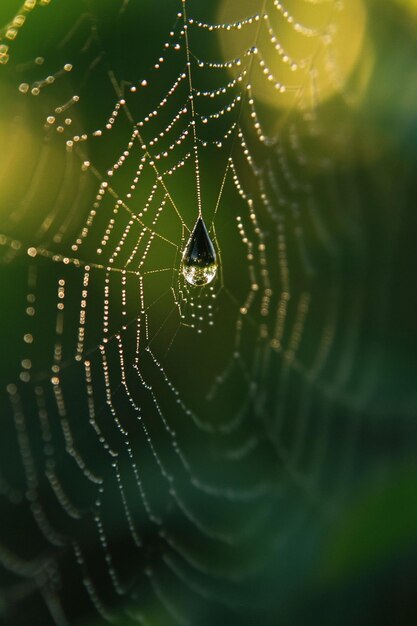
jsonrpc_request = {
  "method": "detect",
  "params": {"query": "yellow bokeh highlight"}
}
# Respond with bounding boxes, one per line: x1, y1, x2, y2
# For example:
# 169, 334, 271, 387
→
0, 81, 79, 239
217, 0, 368, 110
394, 0, 417, 20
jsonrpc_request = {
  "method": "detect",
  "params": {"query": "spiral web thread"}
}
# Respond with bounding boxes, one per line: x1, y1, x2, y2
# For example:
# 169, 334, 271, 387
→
0, 0, 378, 624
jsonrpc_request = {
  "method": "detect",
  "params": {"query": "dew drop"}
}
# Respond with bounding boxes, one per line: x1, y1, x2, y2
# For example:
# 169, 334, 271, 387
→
182, 217, 217, 287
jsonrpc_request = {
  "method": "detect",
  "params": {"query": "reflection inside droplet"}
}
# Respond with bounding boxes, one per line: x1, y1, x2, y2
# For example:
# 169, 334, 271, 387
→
182, 217, 217, 286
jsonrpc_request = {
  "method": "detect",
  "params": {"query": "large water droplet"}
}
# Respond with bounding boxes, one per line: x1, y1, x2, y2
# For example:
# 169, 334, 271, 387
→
182, 217, 217, 286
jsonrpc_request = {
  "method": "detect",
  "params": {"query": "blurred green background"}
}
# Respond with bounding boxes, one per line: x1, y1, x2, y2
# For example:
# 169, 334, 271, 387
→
0, 0, 417, 624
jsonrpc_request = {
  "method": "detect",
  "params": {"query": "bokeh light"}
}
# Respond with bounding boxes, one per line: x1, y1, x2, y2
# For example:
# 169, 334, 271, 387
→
217, 0, 368, 110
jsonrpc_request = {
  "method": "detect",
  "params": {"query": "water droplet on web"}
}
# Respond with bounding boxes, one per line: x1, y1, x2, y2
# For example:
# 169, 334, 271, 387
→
182, 217, 217, 287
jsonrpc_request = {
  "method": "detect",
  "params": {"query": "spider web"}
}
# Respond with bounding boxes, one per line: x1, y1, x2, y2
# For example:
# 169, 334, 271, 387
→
0, 0, 405, 624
